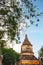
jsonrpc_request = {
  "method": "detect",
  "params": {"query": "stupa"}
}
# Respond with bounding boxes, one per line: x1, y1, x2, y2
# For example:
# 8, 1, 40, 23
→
18, 35, 40, 65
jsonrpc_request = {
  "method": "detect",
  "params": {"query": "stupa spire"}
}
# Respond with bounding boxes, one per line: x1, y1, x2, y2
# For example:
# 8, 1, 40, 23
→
22, 34, 32, 46
25, 34, 28, 39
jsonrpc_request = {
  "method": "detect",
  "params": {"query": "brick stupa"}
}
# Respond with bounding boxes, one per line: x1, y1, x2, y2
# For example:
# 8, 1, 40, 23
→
17, 35, 40, 65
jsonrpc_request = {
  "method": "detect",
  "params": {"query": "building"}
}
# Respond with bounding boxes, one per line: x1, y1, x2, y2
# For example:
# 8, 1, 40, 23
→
18, 35, 40, 65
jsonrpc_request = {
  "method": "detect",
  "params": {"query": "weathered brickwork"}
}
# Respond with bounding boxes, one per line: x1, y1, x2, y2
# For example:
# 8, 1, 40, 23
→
17, 35, 40, 65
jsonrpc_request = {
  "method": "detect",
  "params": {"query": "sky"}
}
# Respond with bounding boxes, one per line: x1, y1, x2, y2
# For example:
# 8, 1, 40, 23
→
9, 0, 43, 58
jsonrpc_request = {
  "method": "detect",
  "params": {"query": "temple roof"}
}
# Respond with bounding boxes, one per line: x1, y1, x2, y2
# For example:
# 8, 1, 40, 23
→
22, 34, 32, 46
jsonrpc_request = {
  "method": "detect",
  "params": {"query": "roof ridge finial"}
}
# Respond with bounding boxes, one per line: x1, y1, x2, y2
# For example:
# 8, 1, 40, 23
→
25, 34, 27, 39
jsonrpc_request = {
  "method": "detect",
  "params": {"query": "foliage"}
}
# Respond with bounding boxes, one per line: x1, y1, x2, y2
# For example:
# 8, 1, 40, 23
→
0, 40, 6, 48
0, 31, 5, 39
0, 0, 42, 43
21, 0, 41, 22
39, 46, 43, 65
0, 40, 6, 55
1, 48, 19, 65
0, 0, 21, 42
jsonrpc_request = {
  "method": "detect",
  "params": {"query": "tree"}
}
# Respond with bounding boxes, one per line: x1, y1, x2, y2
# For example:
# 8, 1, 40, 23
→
0, 40, 6, 48
1, 48, 19, 65
0, 0, 42, 43
39, 46, 43, 65
0, 39, 5, 55
0, 0, 21, 43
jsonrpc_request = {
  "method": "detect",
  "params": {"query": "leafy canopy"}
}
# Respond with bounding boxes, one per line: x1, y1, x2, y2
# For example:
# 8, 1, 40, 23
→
0, 0, 42, 43
1, 48, 19, 65
39, 46, 43, 65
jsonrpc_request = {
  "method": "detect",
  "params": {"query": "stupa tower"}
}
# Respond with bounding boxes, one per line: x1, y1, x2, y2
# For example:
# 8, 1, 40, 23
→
21, 34, 34, 56
18, 35, 39, 65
